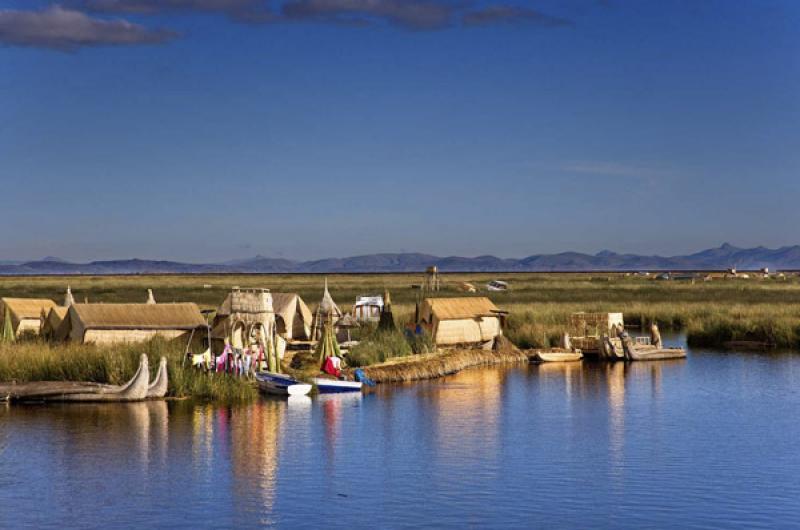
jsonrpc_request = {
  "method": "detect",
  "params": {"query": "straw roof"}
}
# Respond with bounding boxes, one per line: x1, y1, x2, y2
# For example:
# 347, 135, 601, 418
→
41, 307, 69, 337
68, 303, 206, 330
318, 279, 342, 317
216, 289, 273, 316
0, 298, 57, 321
48, 306, 69, 321
421, 297, 501, 321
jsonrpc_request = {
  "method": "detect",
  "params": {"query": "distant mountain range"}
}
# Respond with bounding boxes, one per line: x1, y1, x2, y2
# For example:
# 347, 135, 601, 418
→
1, 243, 800, 275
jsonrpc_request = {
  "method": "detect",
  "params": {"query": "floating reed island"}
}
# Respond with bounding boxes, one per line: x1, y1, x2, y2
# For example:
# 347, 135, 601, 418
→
2, 271, 800, 403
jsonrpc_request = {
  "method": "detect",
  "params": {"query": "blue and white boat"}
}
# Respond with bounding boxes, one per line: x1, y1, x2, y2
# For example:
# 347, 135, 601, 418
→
256, 372, 312, 397
311, 377, 363, 394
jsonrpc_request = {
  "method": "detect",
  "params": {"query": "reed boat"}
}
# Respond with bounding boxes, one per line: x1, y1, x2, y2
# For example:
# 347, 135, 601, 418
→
256, 372, 312, 396
625, 346, 687, 361
146, 357, 169, 399
0, 354, 151, 403
311, 377, 363, 393
531, 350, 583, 363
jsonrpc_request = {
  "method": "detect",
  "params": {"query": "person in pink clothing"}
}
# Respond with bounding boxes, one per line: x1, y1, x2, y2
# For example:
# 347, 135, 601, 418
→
217, 340, 232, 373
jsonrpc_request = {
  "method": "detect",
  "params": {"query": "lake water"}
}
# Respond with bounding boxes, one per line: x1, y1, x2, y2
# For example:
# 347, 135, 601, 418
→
3, 337, 800, 529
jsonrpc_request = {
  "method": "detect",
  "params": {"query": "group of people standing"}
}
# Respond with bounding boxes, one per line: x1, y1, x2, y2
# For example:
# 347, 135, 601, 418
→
215, 340, 267, 377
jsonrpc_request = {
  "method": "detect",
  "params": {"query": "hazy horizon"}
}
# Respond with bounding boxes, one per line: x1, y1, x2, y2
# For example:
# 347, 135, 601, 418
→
3, 0, 798, 262
2, 241, 797, 265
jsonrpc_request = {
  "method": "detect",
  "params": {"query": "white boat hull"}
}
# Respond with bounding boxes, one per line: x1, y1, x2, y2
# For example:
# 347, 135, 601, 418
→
256, 372, 312, 397
311, 377, 363, 393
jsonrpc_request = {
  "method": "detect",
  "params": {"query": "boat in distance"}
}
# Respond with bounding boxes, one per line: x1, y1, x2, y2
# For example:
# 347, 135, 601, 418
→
256, 372, 313, 396
531, 350, 583, 363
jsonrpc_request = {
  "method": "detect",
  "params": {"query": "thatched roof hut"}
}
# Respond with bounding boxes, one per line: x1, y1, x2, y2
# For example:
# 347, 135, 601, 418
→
211, 288, 275, 350
312, 279, 343, 339
0, 298, 58, 338
271, 293, 313, 341
41, 306, 69, 340
418, 297, 505, 346
56, 303, 206, 345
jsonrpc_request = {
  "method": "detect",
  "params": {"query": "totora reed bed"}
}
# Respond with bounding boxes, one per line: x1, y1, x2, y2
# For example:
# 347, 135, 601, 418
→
345, 348, 531, 384
0, 339, 257, 403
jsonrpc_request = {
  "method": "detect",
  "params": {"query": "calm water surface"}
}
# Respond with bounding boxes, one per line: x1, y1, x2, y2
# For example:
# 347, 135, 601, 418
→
2, 337, 800, 529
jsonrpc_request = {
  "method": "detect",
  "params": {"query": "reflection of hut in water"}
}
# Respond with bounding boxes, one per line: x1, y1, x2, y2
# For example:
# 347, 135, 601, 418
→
211, 288, 276, 356
230, 401, 283, 515
428, 367, 503, 457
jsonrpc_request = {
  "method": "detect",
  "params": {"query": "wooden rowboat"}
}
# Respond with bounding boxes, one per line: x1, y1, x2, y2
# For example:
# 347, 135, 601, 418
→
256, 372, 312, 396
531, 351, 583, 363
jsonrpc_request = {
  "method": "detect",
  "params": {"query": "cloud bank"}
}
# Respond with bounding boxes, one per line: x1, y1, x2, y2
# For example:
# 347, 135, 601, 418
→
78, 0, 573, 30
0, 5, 176, 50
2, 1, 572, 51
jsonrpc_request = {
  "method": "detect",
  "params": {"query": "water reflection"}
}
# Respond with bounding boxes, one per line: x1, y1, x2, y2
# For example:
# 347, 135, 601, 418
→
230, 400, 283, 521
429, 368, 503, 460
7, 346, 800, 529
318, 393, 362, 474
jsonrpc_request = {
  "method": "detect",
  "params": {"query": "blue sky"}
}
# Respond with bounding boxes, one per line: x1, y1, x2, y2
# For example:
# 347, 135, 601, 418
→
1, 0, 798, 262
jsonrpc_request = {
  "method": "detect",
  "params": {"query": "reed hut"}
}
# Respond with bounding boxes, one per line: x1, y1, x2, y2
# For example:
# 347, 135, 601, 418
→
271, 293, 313, 341
312, 279, 343, 339
211, 288, 276, 346
569, 312, 623, 337
56, 303, 207, 345
41, 306, 69, 340
0, 298, 58, 338
417, 297, 505, 346
211, 288, 280, 370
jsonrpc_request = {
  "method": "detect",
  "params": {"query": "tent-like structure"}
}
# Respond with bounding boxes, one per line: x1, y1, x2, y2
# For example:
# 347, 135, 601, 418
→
271, 293, 313, 341
417, 297, 506, 346
146, 289, 156, 304
63, 286, 75, 307
56, 302, 207, 345
41, 306, 69, 340
377, 289, 396, 332
312, 279, 343, 339
0, 298, 58, 338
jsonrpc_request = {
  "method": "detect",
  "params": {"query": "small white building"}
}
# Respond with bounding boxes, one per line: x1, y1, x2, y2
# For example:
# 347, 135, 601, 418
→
353, 295, 384, 323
